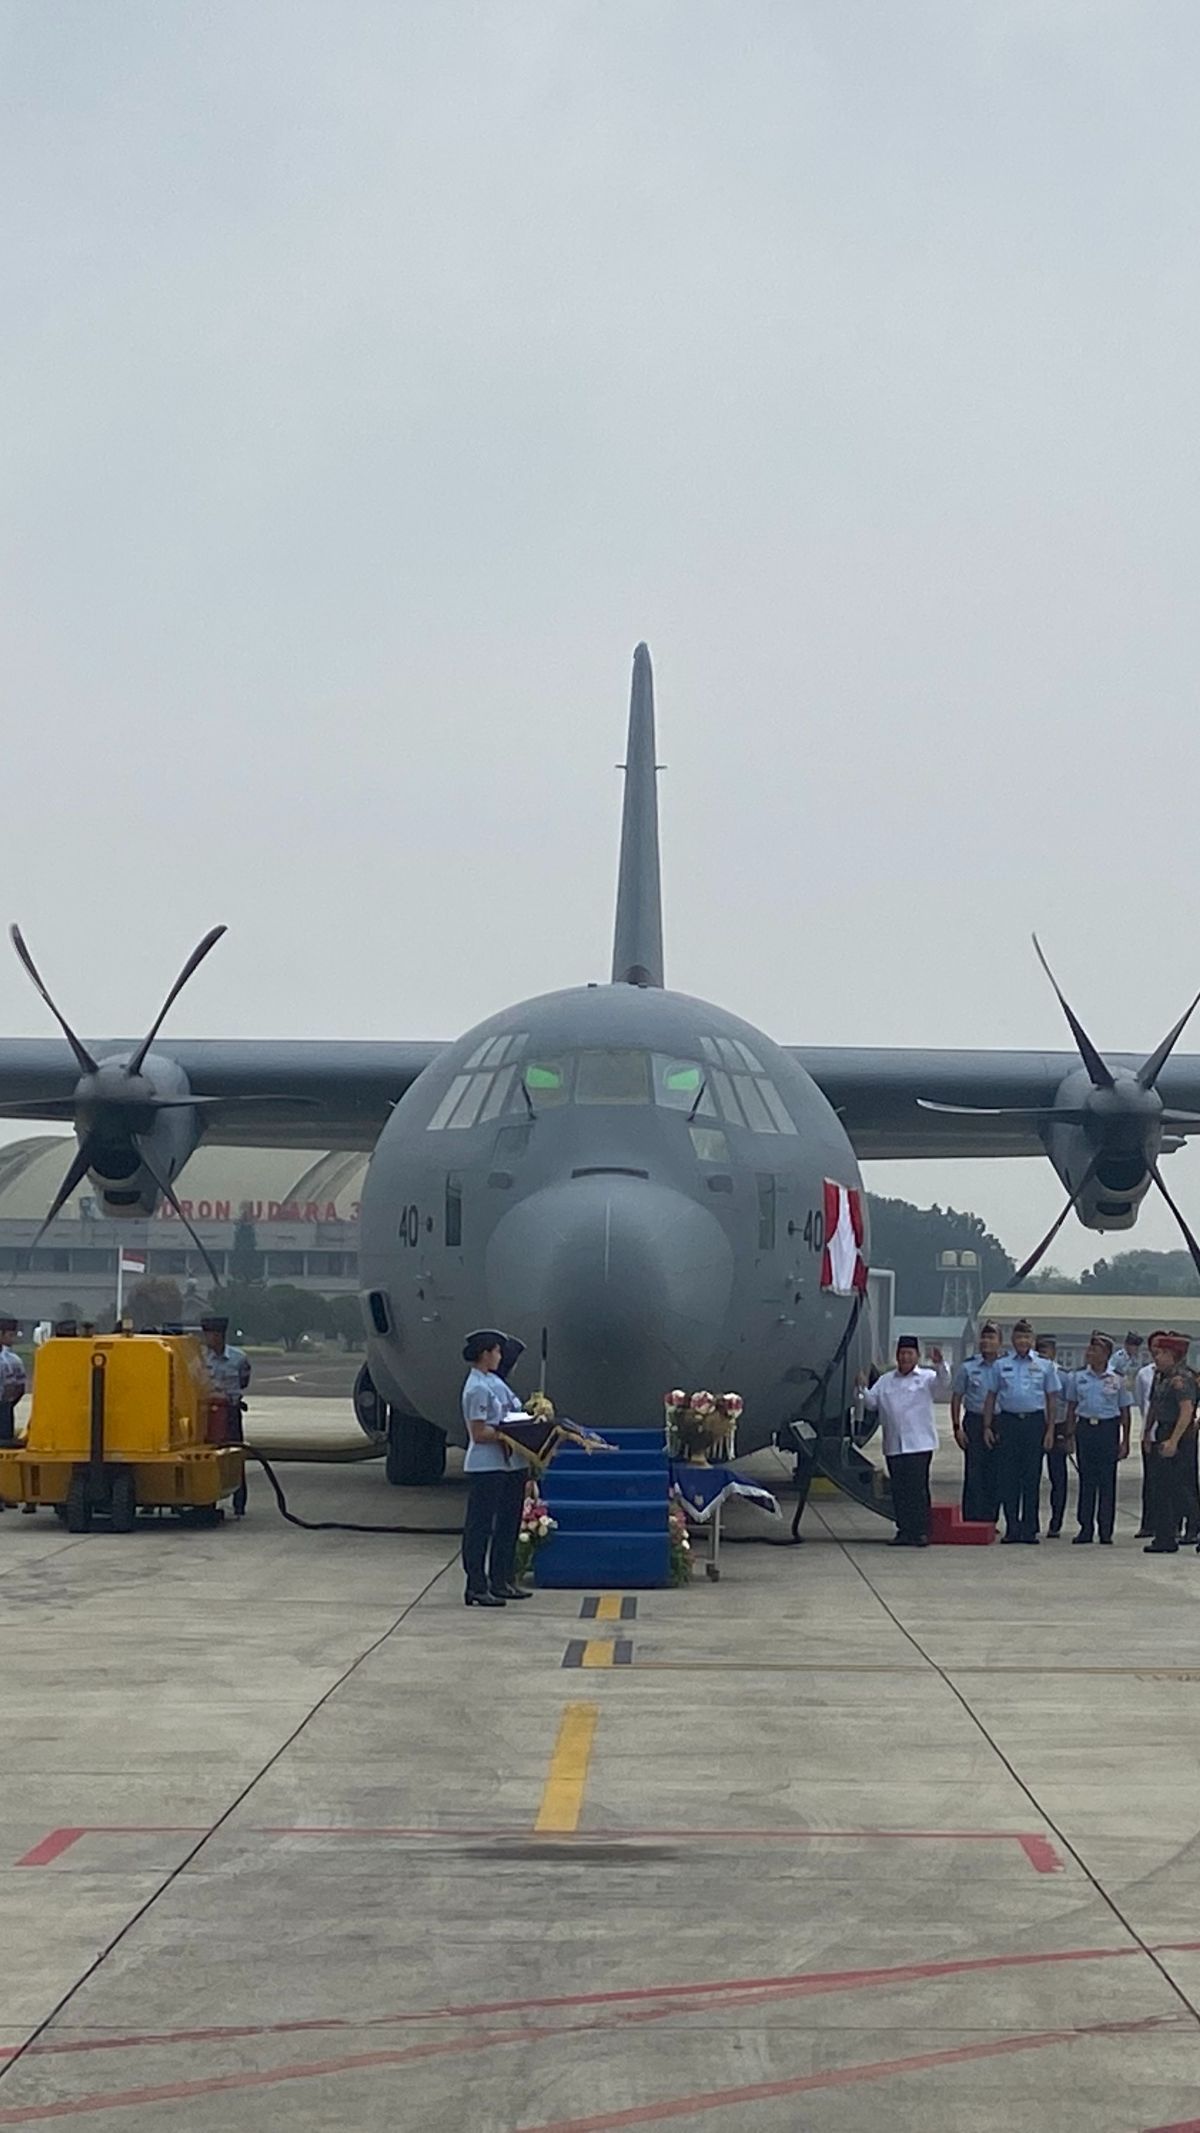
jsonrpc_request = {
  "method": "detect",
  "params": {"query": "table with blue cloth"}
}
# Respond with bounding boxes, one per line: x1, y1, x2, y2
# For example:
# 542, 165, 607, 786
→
669, 1461, 781, 1580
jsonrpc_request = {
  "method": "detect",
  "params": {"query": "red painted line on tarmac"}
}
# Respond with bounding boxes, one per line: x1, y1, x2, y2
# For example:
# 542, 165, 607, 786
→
514, 2018, 1175, 2133
1016, 1834, 1064, 1874
5, 1936, 1191, 2069
15, 1832, 87, 1868
15, 1828, 206, 1868
15, 1822, 1064, 1874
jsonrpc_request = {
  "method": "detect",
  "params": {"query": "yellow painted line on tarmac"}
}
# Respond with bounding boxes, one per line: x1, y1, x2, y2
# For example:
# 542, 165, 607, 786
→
534, 1703, 599, 1833
594, 1594, 623, 1622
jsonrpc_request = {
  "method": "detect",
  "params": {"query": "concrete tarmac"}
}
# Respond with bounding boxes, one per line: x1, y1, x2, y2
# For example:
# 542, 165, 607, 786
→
1, 1407, 1200, 2130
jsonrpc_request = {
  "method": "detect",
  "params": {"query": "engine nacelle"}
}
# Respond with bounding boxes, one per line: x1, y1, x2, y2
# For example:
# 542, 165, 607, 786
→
1042, 1065, 1162, 1231
76, 1049, 202, 1218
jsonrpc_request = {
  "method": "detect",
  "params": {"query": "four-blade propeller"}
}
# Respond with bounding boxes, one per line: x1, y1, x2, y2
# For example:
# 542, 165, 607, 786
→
921, 935, 1200, 1288
9, 925, 229, 1283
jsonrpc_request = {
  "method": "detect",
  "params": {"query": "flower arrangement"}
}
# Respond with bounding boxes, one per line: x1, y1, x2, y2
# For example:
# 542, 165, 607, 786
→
513, 1490, 557, 1582
664, 1389, 744, 1464
668, 1498, 692, 1585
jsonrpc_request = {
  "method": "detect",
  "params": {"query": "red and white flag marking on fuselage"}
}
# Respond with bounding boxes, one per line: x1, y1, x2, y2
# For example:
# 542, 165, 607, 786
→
821, 1181, 868, 1295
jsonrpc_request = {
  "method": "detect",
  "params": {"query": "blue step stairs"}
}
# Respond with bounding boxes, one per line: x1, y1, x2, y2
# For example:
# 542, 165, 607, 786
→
534, 1428, 670, 1588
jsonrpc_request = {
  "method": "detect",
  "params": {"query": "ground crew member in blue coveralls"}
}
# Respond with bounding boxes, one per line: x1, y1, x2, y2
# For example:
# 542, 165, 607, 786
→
1064, 1332, 1131, 1546
951, 1322, 1001, 1523
983, 1319, 1059, 1545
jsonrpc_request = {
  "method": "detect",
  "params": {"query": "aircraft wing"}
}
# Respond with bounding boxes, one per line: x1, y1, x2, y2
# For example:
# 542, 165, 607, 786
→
2, 1037, 1200, 1158
0, 1039, 443, 1150
791, 1048, 1200, 1159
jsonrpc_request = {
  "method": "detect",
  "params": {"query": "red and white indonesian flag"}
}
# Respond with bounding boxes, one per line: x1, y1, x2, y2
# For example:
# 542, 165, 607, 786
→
821, 1182, 868, 1296
118, 1251, 146, 1277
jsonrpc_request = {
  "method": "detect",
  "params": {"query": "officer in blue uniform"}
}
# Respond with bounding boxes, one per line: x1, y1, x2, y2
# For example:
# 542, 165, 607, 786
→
951, 1322, 1001, 1523
200, 1315, 252, 1517
983, 1319, 1059, 1544
1065, 1332, 1131, 1545
1037, 1334, 1072, 1538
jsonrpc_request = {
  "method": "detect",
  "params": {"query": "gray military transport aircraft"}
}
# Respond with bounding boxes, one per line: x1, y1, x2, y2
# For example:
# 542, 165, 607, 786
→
5, 643, 1200, 1503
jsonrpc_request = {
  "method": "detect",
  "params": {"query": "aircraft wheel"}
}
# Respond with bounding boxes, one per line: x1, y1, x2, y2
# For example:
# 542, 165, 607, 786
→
386, 1412, 446, 1487
110, 1470, 137, 1534
65, 1470, 92, 1534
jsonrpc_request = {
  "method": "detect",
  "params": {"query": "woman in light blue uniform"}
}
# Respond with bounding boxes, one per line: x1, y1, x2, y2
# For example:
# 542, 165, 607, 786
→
460, 1328, 532, 1608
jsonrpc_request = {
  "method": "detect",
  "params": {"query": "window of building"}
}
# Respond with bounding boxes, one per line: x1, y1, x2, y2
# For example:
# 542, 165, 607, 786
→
265, 1252, 305, 1277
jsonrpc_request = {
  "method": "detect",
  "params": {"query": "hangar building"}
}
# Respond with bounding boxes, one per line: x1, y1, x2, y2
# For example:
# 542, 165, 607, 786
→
0, 1137, 365, 1326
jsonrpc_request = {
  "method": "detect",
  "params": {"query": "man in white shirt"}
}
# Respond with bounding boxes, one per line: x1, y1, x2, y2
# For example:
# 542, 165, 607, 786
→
859, 1336, 951, 1548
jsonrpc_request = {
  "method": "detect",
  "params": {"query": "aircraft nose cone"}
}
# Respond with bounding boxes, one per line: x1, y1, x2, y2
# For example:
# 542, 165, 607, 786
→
486, 1174, 734, 1427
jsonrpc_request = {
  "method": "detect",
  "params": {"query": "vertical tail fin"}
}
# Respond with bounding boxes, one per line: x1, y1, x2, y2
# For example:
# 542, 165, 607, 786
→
611, 642, 664, 988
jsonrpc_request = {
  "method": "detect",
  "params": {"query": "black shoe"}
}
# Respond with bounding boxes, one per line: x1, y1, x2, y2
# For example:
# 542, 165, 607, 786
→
887, 1534, 913, 1547
492, 1584, 532, 1600
1135, 1528, 1152, 1539
1023, 1535, 1040, 1545
465, 1590, 506, 1606
1047, 1524, 1062, 1538
1099, 1536, 1113, 1546
1000, 1534, 1021, 1545
1144, 1544, 1178, 1555
913, 1535, 930, 1548
1073, 1533, 1093, 1545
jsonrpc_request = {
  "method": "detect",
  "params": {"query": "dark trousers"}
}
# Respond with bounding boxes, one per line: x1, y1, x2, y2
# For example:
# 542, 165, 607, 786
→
961, 1413, 999, 1523
0, 1403, 17, 1446
462, 1469, 525, 1593
1140, 1444, 1153, 1534
1182, 1435, 1200, 1541
1075, 1418, 1120, 1541
1147, 1441, 1193, 1551
1045, 1441, 1070, 1533
887, 1450, 932, 1543
996, 1413, 1045, 1540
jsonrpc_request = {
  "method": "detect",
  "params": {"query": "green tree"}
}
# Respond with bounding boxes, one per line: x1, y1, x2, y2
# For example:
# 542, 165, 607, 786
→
322, 1293, 365, 1350
263, 1284, 325, 1350
865, 1195, 1014, 1316
229, 1216, 262, 1286
1079, 1249, 1199, 1296
125, 1278, 184, 1331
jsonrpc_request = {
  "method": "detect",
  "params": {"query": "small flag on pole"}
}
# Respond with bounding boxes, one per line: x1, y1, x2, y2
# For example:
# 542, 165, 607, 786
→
118, 1251, 146, 1277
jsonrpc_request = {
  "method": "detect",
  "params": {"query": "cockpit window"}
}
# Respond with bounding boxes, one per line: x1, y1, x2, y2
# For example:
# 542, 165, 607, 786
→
653, 1057, 716, 1116
575, 1050, 651, 1105
426, 1038, 795, 1132
524, 1058, 573, 1105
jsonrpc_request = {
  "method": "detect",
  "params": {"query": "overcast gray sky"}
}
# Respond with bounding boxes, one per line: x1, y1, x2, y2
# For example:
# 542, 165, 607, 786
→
4, 0, 1200, 1275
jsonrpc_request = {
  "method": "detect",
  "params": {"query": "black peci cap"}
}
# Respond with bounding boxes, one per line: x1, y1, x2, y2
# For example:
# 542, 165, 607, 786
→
896, 1333, 920, 1352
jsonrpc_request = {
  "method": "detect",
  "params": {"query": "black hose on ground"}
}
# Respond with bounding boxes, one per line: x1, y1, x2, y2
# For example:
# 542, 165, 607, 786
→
250, 1451, 463, 1536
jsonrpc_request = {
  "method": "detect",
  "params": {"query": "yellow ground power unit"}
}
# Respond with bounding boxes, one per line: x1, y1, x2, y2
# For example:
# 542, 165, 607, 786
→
0, 1333, 244, 1531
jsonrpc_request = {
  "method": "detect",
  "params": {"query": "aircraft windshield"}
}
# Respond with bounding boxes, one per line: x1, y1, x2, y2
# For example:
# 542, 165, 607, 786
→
426, 1041, 796, 1132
